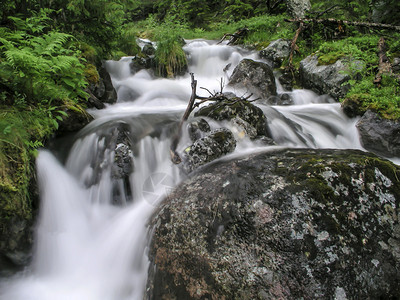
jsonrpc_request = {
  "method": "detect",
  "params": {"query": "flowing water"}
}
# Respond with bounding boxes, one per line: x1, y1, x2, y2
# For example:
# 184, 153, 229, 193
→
0, 40, 366, 299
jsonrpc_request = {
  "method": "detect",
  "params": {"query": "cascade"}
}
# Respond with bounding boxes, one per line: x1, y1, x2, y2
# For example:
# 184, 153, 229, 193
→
0, 40, 366, 299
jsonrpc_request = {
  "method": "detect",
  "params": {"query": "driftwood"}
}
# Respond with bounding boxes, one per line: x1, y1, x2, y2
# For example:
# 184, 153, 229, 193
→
286, 21, 305, 73
217, 27, 249, 45
286, 18, 400, 32
169, 74, 253, 164
170, 73, 220, 164
374, 37, 391, 86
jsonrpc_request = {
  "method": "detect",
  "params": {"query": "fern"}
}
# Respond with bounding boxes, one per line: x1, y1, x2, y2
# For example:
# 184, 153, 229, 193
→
0, 12, 88, 106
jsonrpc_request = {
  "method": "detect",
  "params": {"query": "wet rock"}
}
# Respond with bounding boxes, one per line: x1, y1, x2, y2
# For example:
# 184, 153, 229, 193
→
0, 216, 33, 276
183, 128, 236, 173
187, 118, 211, 142
356, 110, 400, 157
147, 148, 400, 299
266, 93, 294, 106
130, 55, 156, 75
130, 56, 148, 73
277, 71, 294, 91
299, 55, 364, 100
87, 62, 118, 108
341, 97, 365, 118
142, 43, 156, 56
195, 99, 271, 139
286, 0, 311, 18
229, 59, 277, 99
56, 109, 94, 136
259, 39, 291, 68
99, 63, 118, 104
111, 129, 134, 205
393, 57, 400, 74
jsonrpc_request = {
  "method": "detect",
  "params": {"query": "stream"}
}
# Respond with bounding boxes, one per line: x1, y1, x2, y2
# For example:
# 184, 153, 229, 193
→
0, 39, 366, 299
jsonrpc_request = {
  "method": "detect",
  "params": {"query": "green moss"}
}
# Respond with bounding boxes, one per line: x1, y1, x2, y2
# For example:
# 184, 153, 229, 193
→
0, 106, 55, 224
84, 63, 100, 84
317, 52, 344, 65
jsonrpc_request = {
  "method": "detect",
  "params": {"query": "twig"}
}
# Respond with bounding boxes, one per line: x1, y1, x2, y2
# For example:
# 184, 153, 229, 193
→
200, 87, 214, 96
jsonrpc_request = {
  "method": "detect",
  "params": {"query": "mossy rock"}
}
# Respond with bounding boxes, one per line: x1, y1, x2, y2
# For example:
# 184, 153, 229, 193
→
195, 99, 271, 139
147, 148, 400, 299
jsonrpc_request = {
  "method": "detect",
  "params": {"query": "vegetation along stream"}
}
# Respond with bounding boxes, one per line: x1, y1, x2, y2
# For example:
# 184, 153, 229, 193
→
1, 0, 400, 299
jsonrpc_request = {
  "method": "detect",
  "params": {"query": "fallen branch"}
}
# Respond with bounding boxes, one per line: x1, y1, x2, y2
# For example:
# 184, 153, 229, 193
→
286, 18, 400, 32
170, 73, 197, 164
374, 37, 391, 86
287, 21, 305, 73
217, 27, 249, 45
169, 74, 251, 164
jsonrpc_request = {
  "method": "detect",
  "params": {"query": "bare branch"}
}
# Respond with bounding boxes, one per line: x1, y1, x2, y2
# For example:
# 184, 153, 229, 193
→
200, 87, 214, 96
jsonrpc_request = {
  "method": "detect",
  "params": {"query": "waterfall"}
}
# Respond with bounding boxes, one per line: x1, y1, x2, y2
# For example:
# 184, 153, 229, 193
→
0, 40, 365, 299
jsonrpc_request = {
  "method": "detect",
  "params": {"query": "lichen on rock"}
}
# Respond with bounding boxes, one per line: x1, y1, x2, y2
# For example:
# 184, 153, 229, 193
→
147, 148, 400, 299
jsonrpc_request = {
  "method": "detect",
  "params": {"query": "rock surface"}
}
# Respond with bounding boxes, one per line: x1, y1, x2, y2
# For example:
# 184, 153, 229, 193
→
195, 98, 271, 139
147, 148, 400, 299
183, 128, 236, 173
56, 109, 94, 136
187, 118, 211, 142
229, 59, 277, 99
286, 0, 311, 19
88, 63, 118, 106
356, 110, 400, 157
259, 39, 291, 68
299, 55, 364, 100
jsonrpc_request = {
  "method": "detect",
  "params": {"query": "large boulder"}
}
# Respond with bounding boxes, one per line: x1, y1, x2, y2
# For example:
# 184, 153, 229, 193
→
147, 148, 400, 299
299, 55, 364, 100
356, 110, 400, 157
195, 98, 271, 139
259, 39, 291, 68
286, 0, 311, 19
229, 59, 277, 100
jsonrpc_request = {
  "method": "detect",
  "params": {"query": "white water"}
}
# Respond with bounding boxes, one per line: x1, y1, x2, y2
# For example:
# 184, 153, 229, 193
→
0, 40, 367, 299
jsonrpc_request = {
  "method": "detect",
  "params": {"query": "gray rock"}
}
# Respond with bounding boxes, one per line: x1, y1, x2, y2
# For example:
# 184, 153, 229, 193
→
183, 128, 236, 173
286, 0, 311, 18
392, 57, 400, 74
56, 109, 94, 136
147, 148, 400, 299
195, 98, 271, 139
299, 55, 364, 100
98, 63, 118, 104
111, 130, 134, 205
87, 63, 117, 108
229, 59, 277, 99
266, 94, 294, 106
0, 216, 33, 276
142, 43, 156, 56
259, 39, 291, 68
187, 118, 211, 142
356, 110, 400, 157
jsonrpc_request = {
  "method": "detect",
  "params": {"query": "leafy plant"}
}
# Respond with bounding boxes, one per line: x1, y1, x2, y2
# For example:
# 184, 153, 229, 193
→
151, 20, 188, 77
0, 12, 88, 106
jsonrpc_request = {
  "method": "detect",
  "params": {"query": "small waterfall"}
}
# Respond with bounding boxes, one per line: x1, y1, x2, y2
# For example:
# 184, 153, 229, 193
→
0, 39, 367, 299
